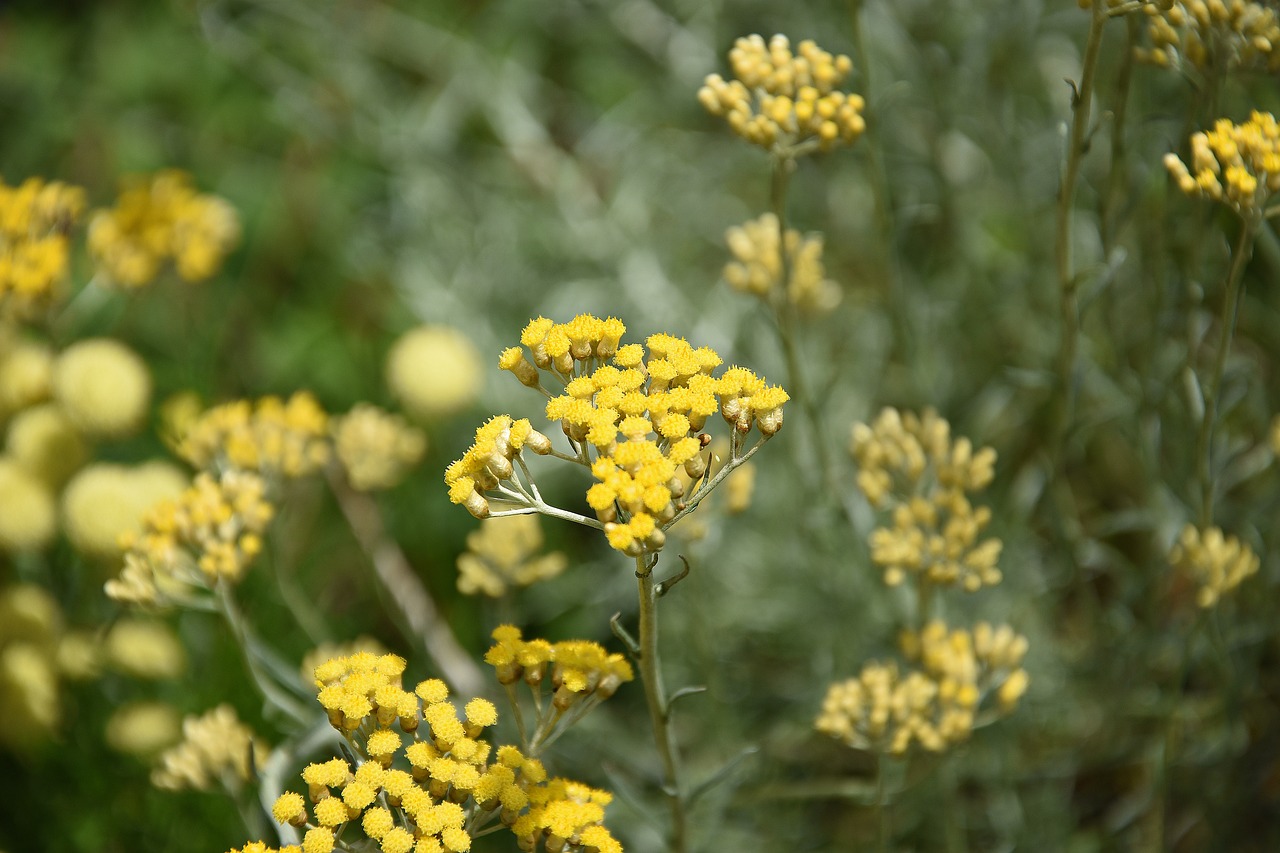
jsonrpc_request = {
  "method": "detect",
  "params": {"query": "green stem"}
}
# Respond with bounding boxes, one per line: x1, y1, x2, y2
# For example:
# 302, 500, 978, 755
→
635, 555, 688, 853
217, 584, 312, 726
1100, 12, 1139, 257
1194, 220, 1255, 528
876, 756, 891, 853
770, 156, 835, 497
1053, 0, 1107, 461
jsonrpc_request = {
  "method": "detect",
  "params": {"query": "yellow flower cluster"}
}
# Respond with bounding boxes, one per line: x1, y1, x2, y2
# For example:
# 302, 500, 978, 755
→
179, 392, 331, 479
333, 403, 427, 491
445, 415, 553, 519
152, 704, 271, 791
88, 170, 240, 289
0, 177, 85, 318
1164, 111, 1280, 219
456, 515, 567, 597
245, 651, 622, 853
1168, 524, 1260, 607
105, 470, 275, 607
815, 620, 1028, 754
467, 315, 787, 555
1137, 0, 1280, 73
61, 462, 188, 561
485, 626, 634, 710
723, 214, 841, 313
850, 408, 1001, 591
698, 34, 866, 153
0, 584, 98, 751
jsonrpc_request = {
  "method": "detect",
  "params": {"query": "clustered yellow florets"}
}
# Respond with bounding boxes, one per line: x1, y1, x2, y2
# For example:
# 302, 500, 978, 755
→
152, 704, 271, 791
1137, 0, 1280, 73
723, 213, 841, 313
1168, 524, 1260, 607
1164, 111, 1280, 219
237, 652, 623, 853
87, 170, 240, 289
815, 620, 1028, 755
698, 34, 866, 153
104, 470, 275, 607
485, 626, 634, 710
850, 408, 1001, 591
456, 515, 567, 597
178, 392, 332, 479
0, 176, 85, 318
333, 403, 427, 491
461, 315, 787, 556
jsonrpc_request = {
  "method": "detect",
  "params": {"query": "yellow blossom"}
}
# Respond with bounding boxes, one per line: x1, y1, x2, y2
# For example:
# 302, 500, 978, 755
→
152, 704, 271, 791
1137, 0, 1280, 73
61, 462, 188, 561
387, 325, 483, 420
699, 34, 865, 154
1169, 524, 1260, 607
88, 170, 239, 289
1164, 111, 1280, 220
0, 456, 57, 552
52, 338, 152, 440
179, 392, 331, 478
723, 213, 841, 312
333, 404, 426, 490
456, 515, 567, 597
0, 176, 84, 318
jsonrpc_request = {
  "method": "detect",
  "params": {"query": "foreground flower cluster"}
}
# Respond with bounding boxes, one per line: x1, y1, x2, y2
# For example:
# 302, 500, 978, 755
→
231, 652, 622, 853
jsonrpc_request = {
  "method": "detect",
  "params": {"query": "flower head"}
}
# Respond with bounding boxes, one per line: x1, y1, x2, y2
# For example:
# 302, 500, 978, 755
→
0, 176, 84, 318
1168, 524, 1260, 607
699, 34, 865, 154
88, 170, 239, 289
1164, 111, 1280, 220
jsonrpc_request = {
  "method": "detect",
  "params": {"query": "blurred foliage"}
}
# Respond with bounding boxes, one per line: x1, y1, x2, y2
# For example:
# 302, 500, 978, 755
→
3, 0, 1280, 850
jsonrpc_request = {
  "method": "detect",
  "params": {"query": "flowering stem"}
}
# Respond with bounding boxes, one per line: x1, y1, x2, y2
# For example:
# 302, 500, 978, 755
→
668, 436, 767, 527
326, 469, 486, 698
216, 584, 313, 727
770, 156, 835, 496
1053, 0, 1106, 463
635, 554, 688, 853
1194, 220, 1254, 528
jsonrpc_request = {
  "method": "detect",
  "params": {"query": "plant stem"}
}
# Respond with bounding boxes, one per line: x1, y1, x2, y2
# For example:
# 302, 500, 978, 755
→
770, 156, 835, 497
635, 554, 688, 853
217, 584, 313, 726
1053, 0, 1107, 461
1195, 220, 1255, 528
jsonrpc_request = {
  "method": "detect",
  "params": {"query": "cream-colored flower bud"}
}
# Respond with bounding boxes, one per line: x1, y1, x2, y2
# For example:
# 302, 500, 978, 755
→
0, 457, 57, 552
463, 490, 490, 519
6, 403, 88, 487
52, 339, 151, 440
0, 339, 53, 415
525, 429, 552, 455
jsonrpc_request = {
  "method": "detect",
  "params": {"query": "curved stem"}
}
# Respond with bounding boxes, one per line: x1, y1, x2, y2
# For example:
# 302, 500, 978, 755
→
1195, 220, 1255, 527
770, 157, 835, 496
635, 555, 688, 853
217, 584, 313, 727
1053, 0, 1107, 461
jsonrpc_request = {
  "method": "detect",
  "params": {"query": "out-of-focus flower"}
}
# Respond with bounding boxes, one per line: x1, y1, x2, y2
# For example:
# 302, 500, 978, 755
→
61, 462, 188, 561
52, 338, 152, 440
386, 325, 483, 420
333, 404, 426, 491
0, 177, 85, 318
456, 515, 567, 597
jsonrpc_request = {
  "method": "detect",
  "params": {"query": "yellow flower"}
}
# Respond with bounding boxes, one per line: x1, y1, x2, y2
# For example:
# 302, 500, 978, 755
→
0, 457, 57, 552
1168, 524, 1260, 607
5, 403, 88, 487
61, 462, 188, 560
105, 618, 186, 679
52, 338, 152, 440
0, 335, 53, 416
0, 176, 84, 318
333, 404, 427, 491
851, 408, 1001, 591
179, 392, 331, 479
699, 34, 865, 154
105, 470, 275, 607
1137, 0, 1280, 74
88, 170, 239, 289
456, 515, 567, 597
723, 213, 841, 313
1164, 111, 1280, 220
105, 701, 181, 756
152, 704, 271, 791
386, 325, 483, 420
